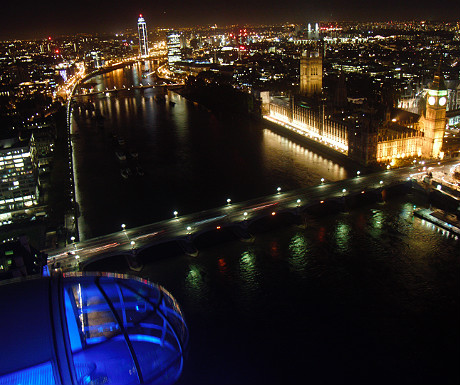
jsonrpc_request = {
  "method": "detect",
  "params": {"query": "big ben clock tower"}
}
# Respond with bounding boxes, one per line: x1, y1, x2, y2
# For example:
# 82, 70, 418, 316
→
421, 67, 447, 158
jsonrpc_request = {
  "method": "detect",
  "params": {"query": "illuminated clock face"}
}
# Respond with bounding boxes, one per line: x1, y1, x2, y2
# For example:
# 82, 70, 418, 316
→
428, 96, 436, 106
439, 96, 447, 106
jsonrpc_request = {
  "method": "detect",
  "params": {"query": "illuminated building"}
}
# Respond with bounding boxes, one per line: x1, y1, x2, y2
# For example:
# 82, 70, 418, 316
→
90, 51, 103, 69
306, 22, 320, 40
0, 139, 38, 223
137, 15, 149, 57
264, 67, 449, 165
419, 69, 448, 159
167, 31, 181, 68
0, 273, 188, 385
299, 50, 322, 97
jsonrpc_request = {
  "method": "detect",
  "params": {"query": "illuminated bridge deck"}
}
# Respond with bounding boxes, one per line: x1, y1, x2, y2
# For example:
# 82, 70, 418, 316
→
45, 161, 458, 272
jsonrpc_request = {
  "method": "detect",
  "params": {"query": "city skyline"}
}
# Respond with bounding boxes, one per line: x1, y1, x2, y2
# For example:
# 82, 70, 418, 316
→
1, 0, 459, 39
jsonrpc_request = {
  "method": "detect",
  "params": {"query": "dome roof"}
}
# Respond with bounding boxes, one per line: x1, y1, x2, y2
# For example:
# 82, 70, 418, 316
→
0, 273, 188, 385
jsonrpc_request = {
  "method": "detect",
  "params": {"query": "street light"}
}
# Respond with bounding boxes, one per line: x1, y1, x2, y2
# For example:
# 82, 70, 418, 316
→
277, 187, 281, 194
173, 211, 178, 218
321, 178, 325, 183
186, 226, 192, 234
70, 236, 77, 249
121, 223, 126, 230
243, 212, 248, 220
379, 180, 383, 185
227, 198, 232, 205
130, 240, 136, 249
296, 199, 301, 207
356, 171, 361, 176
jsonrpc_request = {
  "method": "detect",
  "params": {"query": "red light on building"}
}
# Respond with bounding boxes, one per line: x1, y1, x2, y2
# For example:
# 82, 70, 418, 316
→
239, 46, 246, 51
55, 49, 59, 54
48, 36, 52, 41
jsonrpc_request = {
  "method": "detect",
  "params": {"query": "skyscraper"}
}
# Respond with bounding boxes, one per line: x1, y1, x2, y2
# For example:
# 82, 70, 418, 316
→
137, 15, 148, 57
167, 31, 181, 68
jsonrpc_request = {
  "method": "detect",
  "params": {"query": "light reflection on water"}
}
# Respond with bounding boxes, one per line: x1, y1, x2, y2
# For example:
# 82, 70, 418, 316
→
288, 233, 309, 275
74, 64, 351, 238
117, 196, 459, 385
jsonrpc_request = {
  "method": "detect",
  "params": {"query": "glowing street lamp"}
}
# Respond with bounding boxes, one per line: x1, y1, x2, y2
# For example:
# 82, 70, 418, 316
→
243, 212, 248, 220
379, 180, 383, 185
130, 240, 136, 249
321, 178, 325, 183
227, 198, 232, 205
121, 223, 126, 231
173, 211, 178, 218
186, 226, 192, 234
356, 171, 361, 176
277, 187, 281, 194
296, 199, 301, 207
70, 236, 76, 249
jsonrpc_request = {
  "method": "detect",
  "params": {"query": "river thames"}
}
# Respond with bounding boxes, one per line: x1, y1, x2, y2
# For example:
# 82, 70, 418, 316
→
73, 63, 459, 384
72, 61, 350, 239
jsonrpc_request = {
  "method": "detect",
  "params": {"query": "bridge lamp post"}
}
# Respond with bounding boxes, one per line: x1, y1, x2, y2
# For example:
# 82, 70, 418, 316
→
379, 180, 383, 185
121, 223, 126, 231
243, 212, 248, 220
342, 188, 346, 197
186, 226, 192, 235
130, 240, 136, 249
277, 187, 281, 194
173, 211, 178, 218
356, 171, 361, 176
70, 236, 77, 249
321, 178, 325, 183
227, 198, 232, 205
296, 199, 301, 207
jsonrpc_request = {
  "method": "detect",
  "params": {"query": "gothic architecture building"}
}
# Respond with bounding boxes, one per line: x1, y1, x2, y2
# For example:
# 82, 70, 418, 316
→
299, 50, 322, 97
263, 57, 451, 166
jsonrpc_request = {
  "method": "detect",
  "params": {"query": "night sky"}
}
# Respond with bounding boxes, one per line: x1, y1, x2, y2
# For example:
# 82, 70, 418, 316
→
0, 0, 458, 40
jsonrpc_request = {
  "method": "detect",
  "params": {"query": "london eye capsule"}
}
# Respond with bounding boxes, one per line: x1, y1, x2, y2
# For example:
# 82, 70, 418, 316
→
0, 272, 188, 385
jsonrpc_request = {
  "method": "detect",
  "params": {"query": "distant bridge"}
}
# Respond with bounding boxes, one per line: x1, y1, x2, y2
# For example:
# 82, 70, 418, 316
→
72, 83, 182, 98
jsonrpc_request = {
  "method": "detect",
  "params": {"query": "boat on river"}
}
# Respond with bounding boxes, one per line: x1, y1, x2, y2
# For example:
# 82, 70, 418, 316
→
120, 167, 131, 179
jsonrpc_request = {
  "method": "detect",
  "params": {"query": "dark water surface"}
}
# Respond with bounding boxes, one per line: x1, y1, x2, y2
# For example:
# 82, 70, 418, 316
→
73, 62, 349, 239
89, 195, 459, 385
75, 65, 459, 385
142, 196, 459, 385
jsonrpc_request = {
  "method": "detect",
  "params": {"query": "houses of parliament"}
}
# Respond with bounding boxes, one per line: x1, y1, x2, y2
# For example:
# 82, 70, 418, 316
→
265, 49, 455, 166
